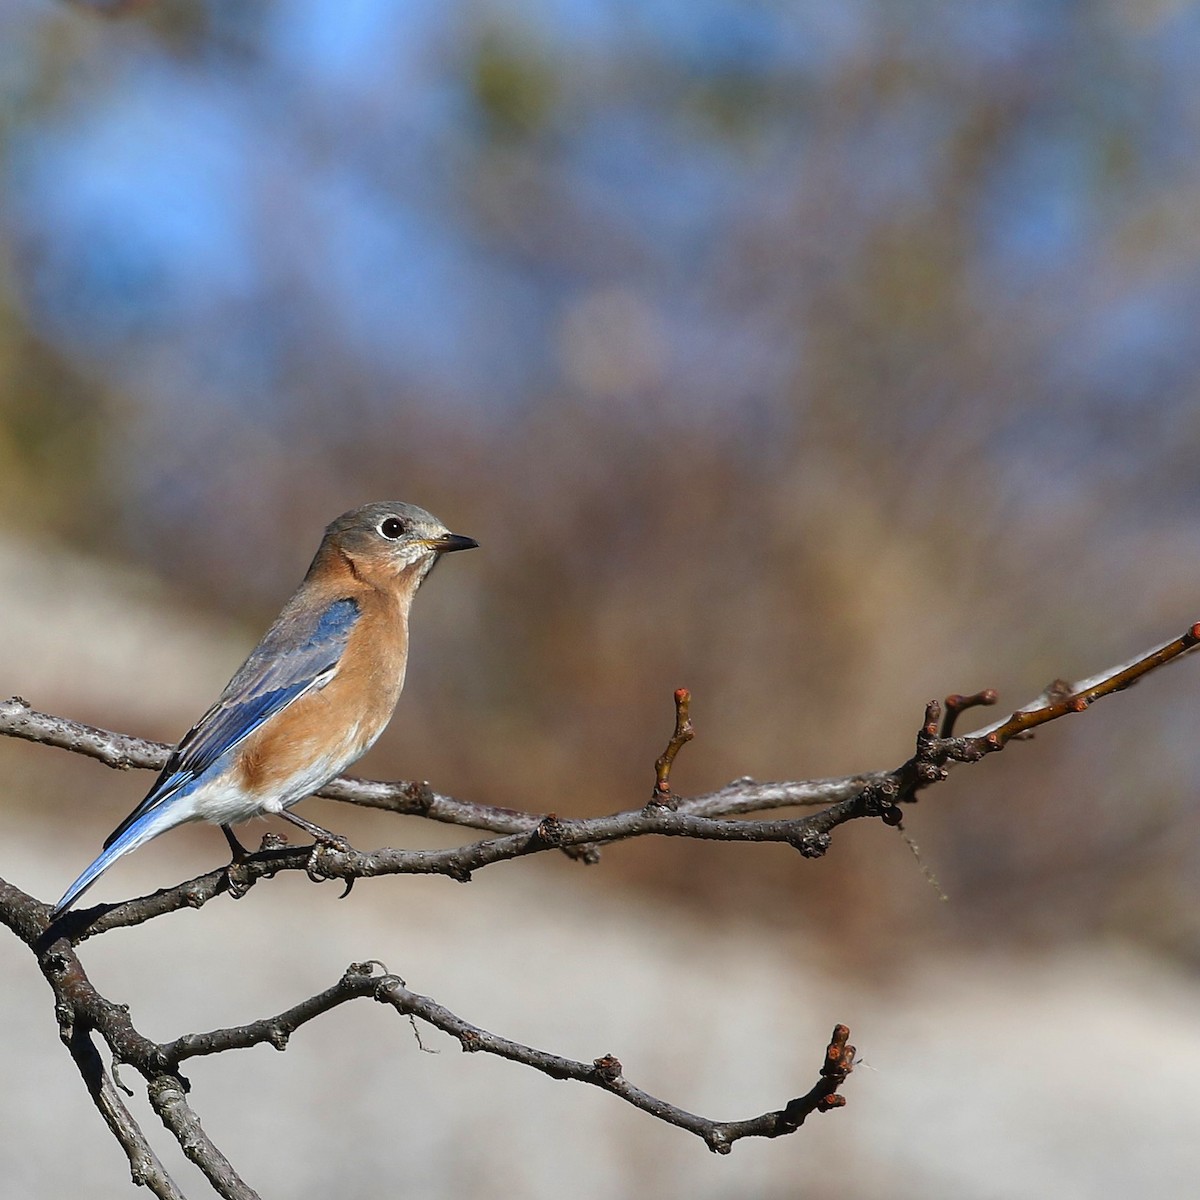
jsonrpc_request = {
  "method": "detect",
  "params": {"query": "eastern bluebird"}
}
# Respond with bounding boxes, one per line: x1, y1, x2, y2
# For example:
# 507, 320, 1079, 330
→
52, 502, 476, 917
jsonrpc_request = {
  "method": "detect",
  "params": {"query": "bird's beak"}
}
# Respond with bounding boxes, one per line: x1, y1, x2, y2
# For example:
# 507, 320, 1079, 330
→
426, 533, 479, 554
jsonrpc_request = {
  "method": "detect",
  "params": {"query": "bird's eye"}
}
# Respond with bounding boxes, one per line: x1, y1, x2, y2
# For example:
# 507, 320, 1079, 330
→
379, 517, 407, 539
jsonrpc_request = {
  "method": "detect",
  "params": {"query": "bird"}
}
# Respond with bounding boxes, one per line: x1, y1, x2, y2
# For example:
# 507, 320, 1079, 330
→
52, 501, 477, 917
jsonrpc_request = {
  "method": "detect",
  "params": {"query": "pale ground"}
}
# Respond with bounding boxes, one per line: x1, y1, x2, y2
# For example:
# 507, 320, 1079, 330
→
3, 534, 1199, 1199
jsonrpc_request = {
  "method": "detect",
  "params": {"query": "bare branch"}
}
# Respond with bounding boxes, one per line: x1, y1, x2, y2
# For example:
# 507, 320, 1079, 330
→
164, 962, 853, 1155
0, 697, 163, 772
0, 874, 239, 1196
6, 873, 853, 1178
958, 623, 1200, 747
8, 620, 1200, 937
61, 1021, 186, 1200
10, 622, 1194, 850
368, 969, 852, 1154
3, 620, 1197, 1192
160, 972, 373, 1065
146, 1077, 260, 1200
0, 694, 876, 826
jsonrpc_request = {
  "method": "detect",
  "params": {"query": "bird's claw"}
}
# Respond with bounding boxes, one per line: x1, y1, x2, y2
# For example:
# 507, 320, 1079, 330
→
304, 837, 351, 884
305, 844, 330, 883
225, 866, 253, 900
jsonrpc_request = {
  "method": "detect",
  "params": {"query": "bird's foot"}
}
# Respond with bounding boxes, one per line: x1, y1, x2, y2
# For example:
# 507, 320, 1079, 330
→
225, 864, 254, 900
280, 809, 351, 851
221, 824, 251, 862
304, 841, 356, 899
221, 824, 255, 899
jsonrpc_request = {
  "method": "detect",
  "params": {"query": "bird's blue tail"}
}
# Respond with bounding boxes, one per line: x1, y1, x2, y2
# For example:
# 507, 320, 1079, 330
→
52, 812, 168, 918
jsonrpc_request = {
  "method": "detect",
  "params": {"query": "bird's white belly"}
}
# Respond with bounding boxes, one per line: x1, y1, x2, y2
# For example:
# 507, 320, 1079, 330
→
180, 721, 379, 826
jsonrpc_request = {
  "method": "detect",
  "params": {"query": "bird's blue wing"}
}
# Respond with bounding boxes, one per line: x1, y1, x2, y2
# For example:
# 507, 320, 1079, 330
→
103, 596, 360, 848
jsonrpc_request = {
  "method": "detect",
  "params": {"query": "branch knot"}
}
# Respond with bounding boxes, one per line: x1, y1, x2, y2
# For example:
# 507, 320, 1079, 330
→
591, 1054, 622, 1083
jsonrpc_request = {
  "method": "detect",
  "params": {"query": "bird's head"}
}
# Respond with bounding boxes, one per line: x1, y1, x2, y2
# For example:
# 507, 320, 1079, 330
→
313, 501, 477, 591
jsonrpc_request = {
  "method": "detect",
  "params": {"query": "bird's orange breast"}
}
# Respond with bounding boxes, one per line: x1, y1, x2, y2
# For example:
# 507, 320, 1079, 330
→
235, 588, 409, 797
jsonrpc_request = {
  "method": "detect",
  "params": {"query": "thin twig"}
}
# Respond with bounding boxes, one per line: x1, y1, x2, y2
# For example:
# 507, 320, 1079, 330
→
940, 689, 997, 737
959, 623, 1200, 748
704, 1024, 855, 1150
158, 961, 853, 1154
368, 972, 853, 1154
651, 687, 695, 806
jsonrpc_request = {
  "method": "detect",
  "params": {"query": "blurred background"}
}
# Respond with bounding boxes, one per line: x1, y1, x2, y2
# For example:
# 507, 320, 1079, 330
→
3, 0, 1200, 1196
